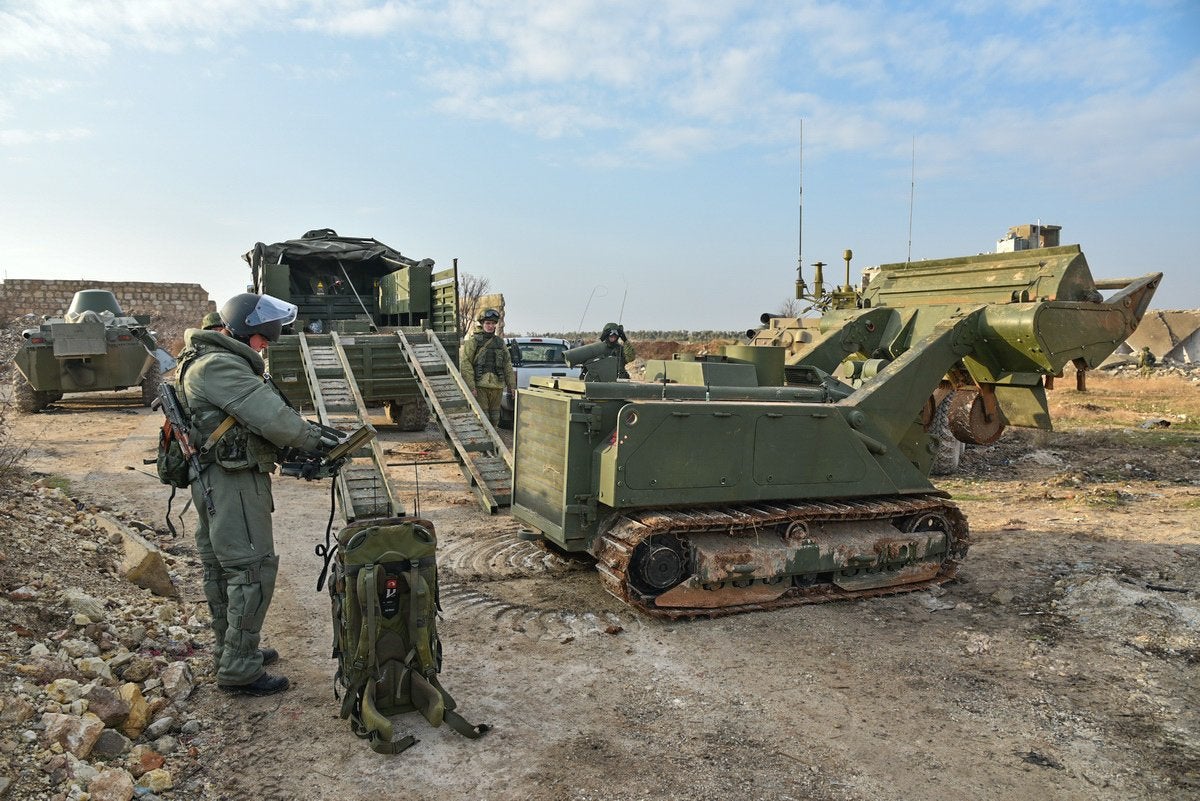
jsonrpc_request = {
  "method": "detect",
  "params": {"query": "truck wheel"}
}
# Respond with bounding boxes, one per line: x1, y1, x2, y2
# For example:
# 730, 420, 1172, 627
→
12, 376, 48, 413
929, 394, 964, 475
140, 364, 162, 407
386, 398, 430, 431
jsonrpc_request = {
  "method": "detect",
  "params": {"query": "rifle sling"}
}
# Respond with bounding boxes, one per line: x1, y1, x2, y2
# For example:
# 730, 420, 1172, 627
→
199, 415, 238, 455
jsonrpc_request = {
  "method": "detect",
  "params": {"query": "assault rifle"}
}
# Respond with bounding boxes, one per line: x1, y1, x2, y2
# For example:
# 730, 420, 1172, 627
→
151, 385, 216, 517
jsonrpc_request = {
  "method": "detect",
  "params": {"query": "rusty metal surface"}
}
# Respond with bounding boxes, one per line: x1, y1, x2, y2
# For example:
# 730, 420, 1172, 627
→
947, 389, 1005, 445
592, 495, 969, 619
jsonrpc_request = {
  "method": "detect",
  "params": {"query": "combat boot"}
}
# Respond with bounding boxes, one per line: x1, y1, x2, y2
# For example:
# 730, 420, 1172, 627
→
219, 672, 289, 696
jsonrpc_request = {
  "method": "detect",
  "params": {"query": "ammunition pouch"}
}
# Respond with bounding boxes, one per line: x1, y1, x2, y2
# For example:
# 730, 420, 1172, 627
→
155, 421, 191, 489
192, 413, 277, 473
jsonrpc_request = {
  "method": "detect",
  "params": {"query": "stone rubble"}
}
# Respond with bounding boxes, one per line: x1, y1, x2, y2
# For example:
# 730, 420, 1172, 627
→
0, 482, 219, 800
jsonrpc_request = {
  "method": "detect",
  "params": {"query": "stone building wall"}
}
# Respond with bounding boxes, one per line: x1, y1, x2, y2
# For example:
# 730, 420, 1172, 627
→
0, 279, 213, 322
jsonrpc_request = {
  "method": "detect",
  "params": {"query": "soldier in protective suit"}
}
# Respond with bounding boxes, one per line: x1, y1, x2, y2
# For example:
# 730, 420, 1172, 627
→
178, 293, 339, 696
459, 308, 515, 427
600, 322, 636, 379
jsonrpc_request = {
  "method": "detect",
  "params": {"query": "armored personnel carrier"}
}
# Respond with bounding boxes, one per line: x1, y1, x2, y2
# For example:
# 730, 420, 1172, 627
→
509, 246, 1161, 618
11, 289, 168, 413
243, 229, 459, 430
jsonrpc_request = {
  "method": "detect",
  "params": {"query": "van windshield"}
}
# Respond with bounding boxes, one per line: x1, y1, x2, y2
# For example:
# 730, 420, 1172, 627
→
514, 342, 568, 365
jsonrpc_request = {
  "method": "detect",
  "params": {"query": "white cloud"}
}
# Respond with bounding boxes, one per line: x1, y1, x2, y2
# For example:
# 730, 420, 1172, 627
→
295, 0, 421, 36
0, 0, 1193, 182
627, 125, 716, 161
0, 0, 299, 62
0, 127, 92, 146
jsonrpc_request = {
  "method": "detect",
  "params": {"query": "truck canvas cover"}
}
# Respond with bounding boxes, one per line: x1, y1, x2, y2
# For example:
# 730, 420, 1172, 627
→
243, 228, 435, 293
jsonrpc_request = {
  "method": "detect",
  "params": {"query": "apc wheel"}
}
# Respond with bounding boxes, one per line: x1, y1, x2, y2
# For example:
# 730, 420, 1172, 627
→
140, 363, 162, 407
12, 376, 48, 413
386, 398, 430, 431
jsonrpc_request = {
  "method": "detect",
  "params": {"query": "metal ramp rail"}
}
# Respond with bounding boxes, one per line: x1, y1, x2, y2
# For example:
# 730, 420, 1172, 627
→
394, 330, 512, 514
297, 332, 401, 522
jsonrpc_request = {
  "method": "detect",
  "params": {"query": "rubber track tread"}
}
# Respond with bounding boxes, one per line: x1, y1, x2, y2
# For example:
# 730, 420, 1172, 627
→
592, 495, 969, 620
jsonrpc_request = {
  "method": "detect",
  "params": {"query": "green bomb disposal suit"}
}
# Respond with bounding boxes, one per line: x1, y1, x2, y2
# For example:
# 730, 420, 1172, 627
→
178, 329, 326, 686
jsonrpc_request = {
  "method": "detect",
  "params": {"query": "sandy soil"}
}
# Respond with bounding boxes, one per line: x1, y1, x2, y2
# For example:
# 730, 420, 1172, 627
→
4, 370, 1198, 801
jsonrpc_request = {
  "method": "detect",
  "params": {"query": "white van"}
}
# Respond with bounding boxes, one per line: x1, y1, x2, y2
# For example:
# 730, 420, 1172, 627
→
500, 337, 580, 427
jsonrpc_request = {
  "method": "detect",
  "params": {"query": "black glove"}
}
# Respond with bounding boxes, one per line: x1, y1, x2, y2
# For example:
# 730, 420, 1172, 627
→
311, 423, 348, 456
299, 456, 346, 480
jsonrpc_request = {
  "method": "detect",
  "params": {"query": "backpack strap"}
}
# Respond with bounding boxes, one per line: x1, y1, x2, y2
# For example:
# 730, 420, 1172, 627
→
403, 564, 489, 738
407, 565, 437, 673
346, 564, 421, 753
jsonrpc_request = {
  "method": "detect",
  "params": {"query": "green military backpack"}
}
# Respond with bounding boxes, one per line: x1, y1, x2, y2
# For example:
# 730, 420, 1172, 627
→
326, 516, 488, 753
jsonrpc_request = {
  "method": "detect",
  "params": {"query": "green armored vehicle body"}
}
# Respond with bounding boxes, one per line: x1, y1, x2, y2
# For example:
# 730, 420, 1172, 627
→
11, 289, 168, 413
243, 229, 460, 430
510, 246, 1161, 617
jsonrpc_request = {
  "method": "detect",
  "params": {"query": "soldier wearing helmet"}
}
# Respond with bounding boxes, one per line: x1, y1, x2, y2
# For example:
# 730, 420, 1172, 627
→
599, 322, 636, 379
175, 293, 341, 696
459, 307, 515, 427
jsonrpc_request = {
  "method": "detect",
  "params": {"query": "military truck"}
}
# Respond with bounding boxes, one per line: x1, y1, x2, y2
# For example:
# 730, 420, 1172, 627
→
509, 245, 1161, 618
11, 289, 168, 413
243, 229, 459, 430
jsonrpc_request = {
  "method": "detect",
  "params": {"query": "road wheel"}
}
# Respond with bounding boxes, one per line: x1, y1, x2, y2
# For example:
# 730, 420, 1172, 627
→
141, 363, 162, 407
13, 376, 48, 413
386, 398, 430, 431
929, 394, 964, 475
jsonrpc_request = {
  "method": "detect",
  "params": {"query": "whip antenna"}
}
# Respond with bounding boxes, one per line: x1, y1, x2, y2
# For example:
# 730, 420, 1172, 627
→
794, 120, 809, 305
798, 119, 804, 279
413, 464, 420, 518
906, 136, 916, 265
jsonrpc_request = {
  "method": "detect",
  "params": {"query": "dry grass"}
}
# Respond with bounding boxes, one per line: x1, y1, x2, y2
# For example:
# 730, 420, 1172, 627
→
1048, 371, 1200, 431
0, 398, 30, 488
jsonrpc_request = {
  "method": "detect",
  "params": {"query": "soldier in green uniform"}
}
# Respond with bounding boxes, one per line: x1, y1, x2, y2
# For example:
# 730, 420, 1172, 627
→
178, 293, 339, 696
1137, 346, 1157, 372
459, 308, 515, 427
600, 322, 636, 379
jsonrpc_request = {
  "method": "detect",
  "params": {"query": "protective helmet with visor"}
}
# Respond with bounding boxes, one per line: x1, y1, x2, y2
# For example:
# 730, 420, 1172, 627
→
219, 293, 298, 343
478, 308, 501, 323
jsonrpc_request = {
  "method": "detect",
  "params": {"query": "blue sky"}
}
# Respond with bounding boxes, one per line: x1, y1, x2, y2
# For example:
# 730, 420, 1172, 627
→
2, 1, 1197, 333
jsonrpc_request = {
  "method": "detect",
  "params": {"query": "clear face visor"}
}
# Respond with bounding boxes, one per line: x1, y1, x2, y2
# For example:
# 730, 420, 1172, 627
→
244, 295, 298, 328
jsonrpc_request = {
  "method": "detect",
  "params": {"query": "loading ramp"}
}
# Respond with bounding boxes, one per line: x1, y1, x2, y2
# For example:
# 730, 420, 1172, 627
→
394, 330, 512, 514
297, 332, 401, 521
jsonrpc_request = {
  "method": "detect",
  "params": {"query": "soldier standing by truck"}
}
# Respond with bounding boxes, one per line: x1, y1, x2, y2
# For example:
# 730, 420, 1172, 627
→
460, 308, 515, 427
178, 293, 339, 696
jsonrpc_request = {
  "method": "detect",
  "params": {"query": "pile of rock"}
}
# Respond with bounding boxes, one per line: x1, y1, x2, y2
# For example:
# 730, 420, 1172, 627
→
1101, 361, 1200, 381
0, 483, 216, 800
0, 314, 38, 382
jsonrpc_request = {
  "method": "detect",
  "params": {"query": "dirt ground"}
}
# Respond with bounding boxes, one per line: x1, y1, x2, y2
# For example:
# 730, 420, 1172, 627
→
2, 369, 1198, 800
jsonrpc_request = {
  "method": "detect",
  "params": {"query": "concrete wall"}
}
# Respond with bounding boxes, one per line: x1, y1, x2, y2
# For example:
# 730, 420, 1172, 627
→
0, 279, 213, 322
